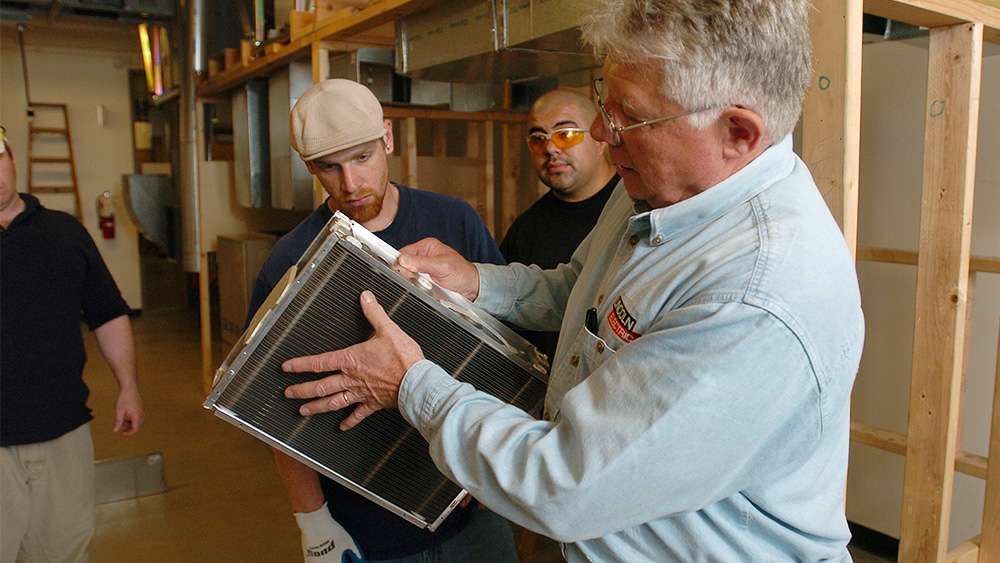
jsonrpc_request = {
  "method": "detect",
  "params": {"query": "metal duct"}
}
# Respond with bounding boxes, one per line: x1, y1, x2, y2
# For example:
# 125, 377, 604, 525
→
396, 0, 600, 83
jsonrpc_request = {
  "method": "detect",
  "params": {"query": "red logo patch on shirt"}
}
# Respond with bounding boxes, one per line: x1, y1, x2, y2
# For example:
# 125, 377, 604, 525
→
607, 296, 642, 343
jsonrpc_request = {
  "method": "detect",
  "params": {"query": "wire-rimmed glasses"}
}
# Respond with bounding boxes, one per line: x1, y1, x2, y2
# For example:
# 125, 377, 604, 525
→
592, 78, 719, 146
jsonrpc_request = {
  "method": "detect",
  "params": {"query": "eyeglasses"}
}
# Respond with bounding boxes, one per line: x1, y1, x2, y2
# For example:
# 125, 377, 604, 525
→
525, 128, 589, 155
592, 78, 719, 147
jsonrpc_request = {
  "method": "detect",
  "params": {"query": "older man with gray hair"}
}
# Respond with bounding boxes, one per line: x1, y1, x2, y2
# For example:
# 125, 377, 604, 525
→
280, 2, 865, 562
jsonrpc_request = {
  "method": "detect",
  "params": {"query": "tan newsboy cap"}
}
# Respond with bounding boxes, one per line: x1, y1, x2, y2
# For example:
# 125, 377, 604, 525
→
289, 79, 385, 161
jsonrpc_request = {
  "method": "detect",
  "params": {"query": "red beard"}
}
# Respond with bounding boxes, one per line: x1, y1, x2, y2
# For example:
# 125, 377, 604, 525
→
337, 190, 384, 224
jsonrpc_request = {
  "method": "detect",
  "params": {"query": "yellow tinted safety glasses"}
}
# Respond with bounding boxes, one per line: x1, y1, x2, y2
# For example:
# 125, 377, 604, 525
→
525, 128, 589, 155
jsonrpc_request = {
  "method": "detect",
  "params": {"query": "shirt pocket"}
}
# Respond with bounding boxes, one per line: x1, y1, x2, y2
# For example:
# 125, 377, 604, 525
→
580, 322, 616, 374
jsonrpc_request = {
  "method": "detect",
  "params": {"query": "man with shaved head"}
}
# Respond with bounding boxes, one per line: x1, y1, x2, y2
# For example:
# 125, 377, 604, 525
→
500, 88, 618, 362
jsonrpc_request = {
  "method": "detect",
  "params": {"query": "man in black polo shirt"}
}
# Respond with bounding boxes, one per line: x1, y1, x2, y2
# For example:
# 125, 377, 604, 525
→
0, 127, 145, 562
500, 89, 619, 363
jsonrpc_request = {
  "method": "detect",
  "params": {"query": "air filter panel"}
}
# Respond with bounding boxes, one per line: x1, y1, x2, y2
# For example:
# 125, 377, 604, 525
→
204, 211, 549, 530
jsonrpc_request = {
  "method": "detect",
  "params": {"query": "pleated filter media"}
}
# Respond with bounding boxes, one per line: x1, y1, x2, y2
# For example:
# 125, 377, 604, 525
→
204, 211, 549, 530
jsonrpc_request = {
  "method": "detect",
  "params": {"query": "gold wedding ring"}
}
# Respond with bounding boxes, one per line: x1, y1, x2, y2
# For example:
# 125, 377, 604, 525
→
343, 390, 350, 404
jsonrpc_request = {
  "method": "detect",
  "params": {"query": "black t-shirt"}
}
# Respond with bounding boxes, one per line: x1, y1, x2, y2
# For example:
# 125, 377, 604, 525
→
1, 194, 131, 446
499, 175, 619, 362
246, 184, 505, 560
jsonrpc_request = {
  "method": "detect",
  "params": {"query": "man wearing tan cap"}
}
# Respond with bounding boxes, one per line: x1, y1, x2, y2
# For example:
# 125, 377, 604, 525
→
245, 80, 515, 562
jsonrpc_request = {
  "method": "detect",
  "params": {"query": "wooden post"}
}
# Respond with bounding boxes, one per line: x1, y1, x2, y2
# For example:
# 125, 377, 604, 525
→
956, 273, 978, 453
801, 0, 862, 256
500, 122, 520, 239
200, 251, 213, 395
312, 42, 330, 207
466, 120, 481, 159
401, 116, 418, 189
898, 21, 983, 563
432, 120, 447, 157
482, 120, 495, 235
194, 100, 215, 395
982, 311, 1000, 563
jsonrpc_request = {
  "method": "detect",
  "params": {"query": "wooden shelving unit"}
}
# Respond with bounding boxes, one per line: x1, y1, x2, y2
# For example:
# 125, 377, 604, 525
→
195, 1, 1000, 561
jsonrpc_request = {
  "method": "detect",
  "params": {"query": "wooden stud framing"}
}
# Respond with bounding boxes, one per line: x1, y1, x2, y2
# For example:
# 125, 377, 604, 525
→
983, 317, 1000, 563
482, 121, 495, 235
806, 2, 997, 562
899, 21, 983, 563
311, 42, 331, 208
802, 0, 863, 255
500, 122, 521, 239
195, 99, 215, 395
401, 116, 418, 189
432, 121, 447, 157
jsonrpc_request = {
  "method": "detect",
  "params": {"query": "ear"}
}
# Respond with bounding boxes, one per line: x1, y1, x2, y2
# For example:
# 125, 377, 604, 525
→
718, 108, 766, 161
382, 119, 394, 154
304, 160, 317, 174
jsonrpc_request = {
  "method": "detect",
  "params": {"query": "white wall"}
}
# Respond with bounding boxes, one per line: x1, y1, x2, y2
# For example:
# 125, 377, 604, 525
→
847, 37, 1000, 549
1, 27, 144, 309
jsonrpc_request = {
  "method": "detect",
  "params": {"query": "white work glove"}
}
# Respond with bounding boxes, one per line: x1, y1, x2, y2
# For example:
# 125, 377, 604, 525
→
294, 502, 366, 563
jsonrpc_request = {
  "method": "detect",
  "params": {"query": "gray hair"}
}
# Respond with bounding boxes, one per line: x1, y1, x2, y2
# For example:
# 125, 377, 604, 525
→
580, 0, 813, 140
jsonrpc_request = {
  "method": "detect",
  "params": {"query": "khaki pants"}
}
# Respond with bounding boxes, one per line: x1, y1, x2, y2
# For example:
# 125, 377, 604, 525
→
1, 424, 94, 563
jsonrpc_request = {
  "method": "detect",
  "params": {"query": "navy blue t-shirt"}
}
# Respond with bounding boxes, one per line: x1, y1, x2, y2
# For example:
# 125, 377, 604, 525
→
246, 183, 505, 560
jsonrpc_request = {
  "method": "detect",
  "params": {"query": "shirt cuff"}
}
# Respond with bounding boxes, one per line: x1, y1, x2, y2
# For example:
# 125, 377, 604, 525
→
398, 359, 463, 435
473, 263, 517, 317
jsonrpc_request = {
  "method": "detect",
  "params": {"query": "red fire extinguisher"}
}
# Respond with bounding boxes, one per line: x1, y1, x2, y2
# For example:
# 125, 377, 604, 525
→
96, 191, 116, 239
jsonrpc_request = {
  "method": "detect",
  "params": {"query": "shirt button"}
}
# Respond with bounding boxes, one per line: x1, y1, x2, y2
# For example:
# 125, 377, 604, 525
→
543, 411, 552, 421
570, 355, 580, 367
596, 341, 605, 354
651, 236, 662, 244
629, 235, 640, 247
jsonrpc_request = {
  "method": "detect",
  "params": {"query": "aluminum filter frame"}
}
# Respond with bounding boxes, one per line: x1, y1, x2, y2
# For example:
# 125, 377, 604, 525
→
204, 211, 549, 531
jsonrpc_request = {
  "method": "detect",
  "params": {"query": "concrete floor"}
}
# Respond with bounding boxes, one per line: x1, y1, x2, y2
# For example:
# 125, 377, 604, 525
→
82, 310, 893, 562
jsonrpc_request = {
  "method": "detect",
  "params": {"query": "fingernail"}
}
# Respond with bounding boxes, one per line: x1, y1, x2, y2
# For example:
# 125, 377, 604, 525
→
398, 255, 410, 268
300, 406, 310, 416
361, 291, 374, 303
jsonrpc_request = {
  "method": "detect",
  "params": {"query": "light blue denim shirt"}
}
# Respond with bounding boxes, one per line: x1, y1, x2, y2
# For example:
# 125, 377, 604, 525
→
399, 136, 864, 562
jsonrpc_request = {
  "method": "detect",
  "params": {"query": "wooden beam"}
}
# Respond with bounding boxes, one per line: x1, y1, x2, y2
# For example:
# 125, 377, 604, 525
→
945, 535, 980, 563
981, 311, 1000, 563
857, 246, 1000, 273
851, 421, 908, 455
382, 106, 527, 123
864, 0, 1000, 44
802, 0, 863, 256
850, 422, 988, 479
899, 21, 982, 563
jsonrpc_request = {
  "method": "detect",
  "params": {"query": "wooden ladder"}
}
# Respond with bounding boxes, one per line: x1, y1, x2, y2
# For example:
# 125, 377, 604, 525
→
27, 103, 81, 221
